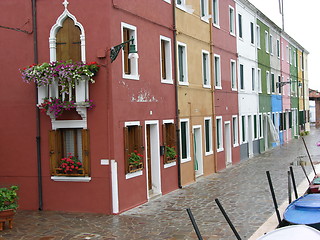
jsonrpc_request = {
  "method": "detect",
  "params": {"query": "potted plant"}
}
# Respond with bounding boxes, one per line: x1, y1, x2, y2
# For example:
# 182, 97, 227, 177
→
0, 185, 19, 231
165, 145, 177, 164
55, 154, 84, 176
128, 150, 143, 173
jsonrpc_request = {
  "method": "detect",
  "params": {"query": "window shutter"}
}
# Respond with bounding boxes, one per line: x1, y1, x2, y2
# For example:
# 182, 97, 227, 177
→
123, 28, 131, 74
82, 129, 90, 176
124, 127, 129, 173
137, 126, 144, 155
162, 124, 167, 158
49, 130, 62, 175
56, 17, 81, 62
161, 40, 167, 79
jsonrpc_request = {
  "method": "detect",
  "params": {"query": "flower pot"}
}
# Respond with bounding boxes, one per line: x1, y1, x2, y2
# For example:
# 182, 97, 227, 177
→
128, 162, 143, 173
165, 157, 176, 164
0, 209, 15, 231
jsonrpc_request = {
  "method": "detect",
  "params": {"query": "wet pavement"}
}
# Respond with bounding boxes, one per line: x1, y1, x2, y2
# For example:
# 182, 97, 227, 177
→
1, 127, 320, 240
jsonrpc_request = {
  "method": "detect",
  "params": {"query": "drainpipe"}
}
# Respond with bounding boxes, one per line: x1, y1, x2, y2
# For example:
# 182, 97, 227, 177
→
172, 2, 182, 188
32, 0, 43, 211
302, 51, 306, 130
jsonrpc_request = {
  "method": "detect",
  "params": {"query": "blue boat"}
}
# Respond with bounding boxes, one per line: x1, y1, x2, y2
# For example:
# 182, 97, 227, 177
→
283, 194, 320, 229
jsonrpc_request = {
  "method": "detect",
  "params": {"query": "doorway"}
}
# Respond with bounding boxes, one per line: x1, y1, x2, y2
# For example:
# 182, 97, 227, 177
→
224, 122, 232, 166
145, 121, 161, 199
193, 126, 203, 177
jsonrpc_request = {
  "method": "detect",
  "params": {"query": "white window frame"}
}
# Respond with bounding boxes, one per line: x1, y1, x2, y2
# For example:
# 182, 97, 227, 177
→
239, 63, 244, 90
277, 39, 280, 59
257, 68, 262, 93
121, 22, 139, 80
256, 25, 260, 48
271, 72, 275, 94
286, 45, 289, 63
180, 118, 191, 163
250, 22, 254, 44
269, 34, 273, 55
163, 0, 171, 3
266, 71, 270, 94
213, 0, 220, 27
231, 59, 237, 91
289, 47, 292, 65
177, 41, 189, 86
251, 67, 255, 92
160, 35, 173, 84
265, 31, 269, 54
216, 116, 224, 152
293, 50, 296, 67
259, 113, 263, 139
200, 0, 210, 22
232, 115, 239, 147
238, 13, 243, 39
214, 54, 221, 89
240, 115, 247, 144
229, 6, 235, 35
202, 50, 211, 88
204, 117, 213, 155
281, 42, 284, 61
253, 114, 258, 140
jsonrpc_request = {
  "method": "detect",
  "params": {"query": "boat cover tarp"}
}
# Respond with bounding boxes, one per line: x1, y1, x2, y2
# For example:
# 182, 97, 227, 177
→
257, 225, 320, 240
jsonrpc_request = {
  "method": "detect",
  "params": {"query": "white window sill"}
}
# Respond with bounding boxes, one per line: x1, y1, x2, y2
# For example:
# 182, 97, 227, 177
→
123, 74, 140, 80
181, 157, 191, 163
161, 79, 174, 84
203, 84, 211, 89
164, 161, 176, 168
205, 151, 213, 156
233, 143, 239, 147
232, 88, 237, 91
51, 176, 91, 182
213, 23, 220, 29
126, 170, 143, 179
217, 148, 224, 153
215, 86, 222, 90
179, 82, 189, 86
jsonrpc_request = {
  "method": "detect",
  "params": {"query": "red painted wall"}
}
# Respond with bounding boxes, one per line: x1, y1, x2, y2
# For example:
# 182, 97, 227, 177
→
212, 0, 240, 171
0, 0, 177, 214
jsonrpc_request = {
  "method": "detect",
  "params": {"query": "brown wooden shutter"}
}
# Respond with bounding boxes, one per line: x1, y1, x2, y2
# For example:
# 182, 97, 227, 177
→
56, 17, 81, 62
170, 123, 177, 148
82, 129, 90, 176
162, 124, 167, 159
137, 125, 144, 155
161, 40, 167, 79
124, 127, 129, 173
49, 130, 62, 175
123, 28, 131, 74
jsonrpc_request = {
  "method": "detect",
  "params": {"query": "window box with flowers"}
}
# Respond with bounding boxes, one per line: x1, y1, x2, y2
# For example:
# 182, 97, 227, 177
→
54, 154, 85, 177
20, 61, 99, 119
128, 151, 143, 173
164, 146, 177, 164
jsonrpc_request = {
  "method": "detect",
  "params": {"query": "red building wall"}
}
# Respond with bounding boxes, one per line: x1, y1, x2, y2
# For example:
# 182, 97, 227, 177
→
0, 0, 177, 214
212, 0, 240, 171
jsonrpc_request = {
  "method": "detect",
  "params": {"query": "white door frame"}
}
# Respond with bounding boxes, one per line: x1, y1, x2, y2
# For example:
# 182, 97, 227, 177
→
224, 121, 232, 166
145, 120, 161, 199
193, 125, 203, 177
248, 115, 253, 157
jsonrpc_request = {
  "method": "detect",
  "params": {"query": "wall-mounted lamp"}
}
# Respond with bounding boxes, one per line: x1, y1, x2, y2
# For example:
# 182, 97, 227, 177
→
110, 37, 138, 63
276, 80, 302, 88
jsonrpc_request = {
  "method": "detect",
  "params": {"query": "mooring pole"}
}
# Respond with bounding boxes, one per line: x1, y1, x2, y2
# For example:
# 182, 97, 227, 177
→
215, 198, 242, 240
288, 171, 292, 204
266, 171, 282, 225
300, 163, 311, 185
301, 137, 317, 176
290, 166, 298, 199
186, 208, 203, 240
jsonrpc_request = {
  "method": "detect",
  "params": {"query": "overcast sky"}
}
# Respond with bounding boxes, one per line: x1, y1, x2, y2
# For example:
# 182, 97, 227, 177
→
248, 0, 320, 91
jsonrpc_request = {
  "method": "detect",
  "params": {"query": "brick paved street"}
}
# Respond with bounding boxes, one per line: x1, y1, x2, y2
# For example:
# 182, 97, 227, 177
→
1, 127, 319, 240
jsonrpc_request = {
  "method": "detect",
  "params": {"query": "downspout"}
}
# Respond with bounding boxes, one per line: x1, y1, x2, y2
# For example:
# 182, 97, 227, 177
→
302, 51, 306, 130
32, 0, 43, 211
172, 2, 182, 188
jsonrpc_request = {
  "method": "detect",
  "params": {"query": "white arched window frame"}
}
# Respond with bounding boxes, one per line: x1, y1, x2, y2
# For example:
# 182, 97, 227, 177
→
38, 6, 88, 122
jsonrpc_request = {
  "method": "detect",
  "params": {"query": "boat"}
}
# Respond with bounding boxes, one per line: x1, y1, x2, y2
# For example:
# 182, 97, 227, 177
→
283, 194, 320, 230
256, 225, 320, 240
308, 176, 320, 193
